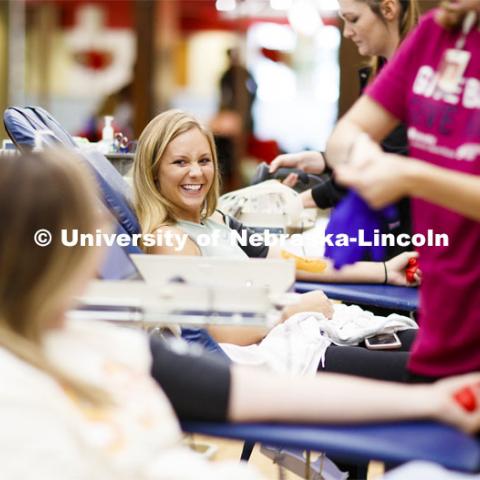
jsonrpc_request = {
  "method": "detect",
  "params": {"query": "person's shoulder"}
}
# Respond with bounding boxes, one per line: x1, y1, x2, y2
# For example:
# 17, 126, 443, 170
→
211, 210, 227, 225
151, 223, 200, 255
153, 224, 186, 236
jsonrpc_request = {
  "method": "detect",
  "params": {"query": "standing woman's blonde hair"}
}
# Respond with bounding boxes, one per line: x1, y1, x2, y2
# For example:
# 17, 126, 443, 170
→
367, 0, 420, 76
0, 150, 110, 405
134, 110, 220, 238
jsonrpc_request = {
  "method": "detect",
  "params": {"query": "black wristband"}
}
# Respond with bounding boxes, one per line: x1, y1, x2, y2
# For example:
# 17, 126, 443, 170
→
383, 261, 388, 285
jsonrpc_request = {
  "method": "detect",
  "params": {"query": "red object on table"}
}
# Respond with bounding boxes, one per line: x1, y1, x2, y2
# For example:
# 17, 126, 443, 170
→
405, 257, 418, 283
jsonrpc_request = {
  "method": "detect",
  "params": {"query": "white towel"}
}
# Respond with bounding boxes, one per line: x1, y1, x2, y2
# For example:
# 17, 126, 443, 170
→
221, 304, 417, 376
313, 303, 417, 346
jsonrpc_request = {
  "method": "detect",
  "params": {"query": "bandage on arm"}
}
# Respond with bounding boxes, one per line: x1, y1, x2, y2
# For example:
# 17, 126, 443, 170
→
280, 250, 328, 274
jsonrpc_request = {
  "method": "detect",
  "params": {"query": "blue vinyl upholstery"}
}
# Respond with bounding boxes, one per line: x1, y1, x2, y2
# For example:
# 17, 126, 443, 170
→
182, 421, 480, 473
296, 282, 419, 312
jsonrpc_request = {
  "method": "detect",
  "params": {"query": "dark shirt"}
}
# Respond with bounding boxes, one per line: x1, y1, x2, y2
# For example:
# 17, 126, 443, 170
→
226, 215, 270, 258
215, 210, 269, 258
149, 336, 231, 422
220, 65, 257, 133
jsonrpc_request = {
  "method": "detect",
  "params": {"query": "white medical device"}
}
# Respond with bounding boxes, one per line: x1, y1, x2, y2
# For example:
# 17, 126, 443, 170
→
218, 180, 316, 234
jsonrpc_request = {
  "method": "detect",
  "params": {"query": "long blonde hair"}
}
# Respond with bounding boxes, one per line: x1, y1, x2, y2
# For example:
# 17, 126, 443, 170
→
133, 109, 220, 239
366, 0, 420, 76
0, 150, 111, 406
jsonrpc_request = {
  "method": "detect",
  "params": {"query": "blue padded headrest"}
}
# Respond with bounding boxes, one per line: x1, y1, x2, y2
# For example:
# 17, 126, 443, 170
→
3, 106, 140, 236
82, 149, 140, 235
24, 106, 78, 148
3, 107, 69, 150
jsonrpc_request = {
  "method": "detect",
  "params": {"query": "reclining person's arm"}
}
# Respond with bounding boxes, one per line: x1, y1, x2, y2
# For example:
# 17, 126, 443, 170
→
228, 366, 480, 433
148, 338, 480, 433
268, 245, 418, 286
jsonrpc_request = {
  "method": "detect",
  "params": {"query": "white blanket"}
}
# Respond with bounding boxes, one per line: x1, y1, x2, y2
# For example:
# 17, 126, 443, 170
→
221, 304, 417, 376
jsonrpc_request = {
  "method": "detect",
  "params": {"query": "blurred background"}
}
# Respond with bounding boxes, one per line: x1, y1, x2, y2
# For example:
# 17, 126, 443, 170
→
0, 0, 374, 189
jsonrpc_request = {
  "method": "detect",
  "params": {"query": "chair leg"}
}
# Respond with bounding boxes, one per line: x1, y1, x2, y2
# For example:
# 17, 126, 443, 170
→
240, 441, 255, 461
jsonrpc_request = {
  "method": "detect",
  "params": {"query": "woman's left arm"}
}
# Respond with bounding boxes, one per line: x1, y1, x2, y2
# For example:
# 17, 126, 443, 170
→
270, 243, 418, 286
336, 139, 480, 222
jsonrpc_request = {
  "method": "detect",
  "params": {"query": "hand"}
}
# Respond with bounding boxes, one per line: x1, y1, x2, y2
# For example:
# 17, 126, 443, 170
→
431, 373, 480, 434
385, 251, 421, 286
335, 135, 411, 209
281, 291, 334, 321
282, 172, 299, 188
270, 151, 326, 175
300, 189, 317, 209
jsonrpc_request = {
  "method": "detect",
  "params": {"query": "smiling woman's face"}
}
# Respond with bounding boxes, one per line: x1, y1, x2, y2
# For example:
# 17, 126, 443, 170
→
157, 127, 214, 223
339, 0, 393, 58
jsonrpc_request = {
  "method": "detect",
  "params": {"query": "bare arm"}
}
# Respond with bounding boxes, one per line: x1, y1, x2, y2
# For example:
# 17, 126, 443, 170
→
337, 153, 480, 220
335, 135, 480, 222
408, 161, 480, 222
296, 259, 385, 283
269, 246, 418, 286
148, 227, 270, 345
207, 325, 269, 346
228, 366, 480, 434
211, 290, 335, 345
269, 151, 326, 174
298, 251, 419, 286
328, 95, 480, 221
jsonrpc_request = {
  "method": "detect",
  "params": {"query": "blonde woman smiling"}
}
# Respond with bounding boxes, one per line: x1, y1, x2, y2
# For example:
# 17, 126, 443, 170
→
133, 109, 423, 383
133, 109, 417, 286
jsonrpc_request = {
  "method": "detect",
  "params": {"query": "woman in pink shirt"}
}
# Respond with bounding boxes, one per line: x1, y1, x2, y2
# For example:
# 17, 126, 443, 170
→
327, 0, 480, 380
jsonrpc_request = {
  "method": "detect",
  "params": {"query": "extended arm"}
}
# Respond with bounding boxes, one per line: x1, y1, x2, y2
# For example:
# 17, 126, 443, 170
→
229, 365, 480, 434
337, 151, 480, 222
149, 336, 480, 433
268, 246, 418, 286
269, 151, 326, 174
327, 96, 480, 222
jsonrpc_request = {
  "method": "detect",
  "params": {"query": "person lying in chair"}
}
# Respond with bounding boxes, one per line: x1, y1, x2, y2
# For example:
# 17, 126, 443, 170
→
133, 109, 419, 286
132, 109, 418, 383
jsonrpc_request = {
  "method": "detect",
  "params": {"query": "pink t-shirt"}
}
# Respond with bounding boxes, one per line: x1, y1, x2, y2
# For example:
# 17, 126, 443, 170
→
366, 10, 480, 377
